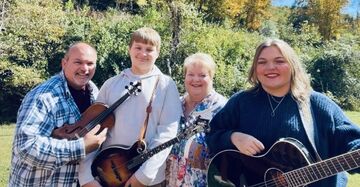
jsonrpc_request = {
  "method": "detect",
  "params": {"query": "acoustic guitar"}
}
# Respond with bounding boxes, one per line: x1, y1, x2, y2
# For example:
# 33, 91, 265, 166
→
91, 116, 209, 187
207, 137, 360, 187
51, 81, 141, 140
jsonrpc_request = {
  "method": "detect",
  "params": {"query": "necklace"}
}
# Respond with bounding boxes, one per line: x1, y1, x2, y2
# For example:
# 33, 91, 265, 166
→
270, 95, 282, 103
267, 93, 286, 117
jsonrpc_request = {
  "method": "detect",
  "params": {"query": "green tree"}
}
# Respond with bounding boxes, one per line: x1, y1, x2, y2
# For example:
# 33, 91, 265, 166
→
204, 0, 247, 24
294, 0, 348, 40
243, 0, 270, 31
4, 0, 65, 76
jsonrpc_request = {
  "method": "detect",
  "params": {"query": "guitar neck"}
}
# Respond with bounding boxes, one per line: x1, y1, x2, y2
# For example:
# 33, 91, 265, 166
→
285, 149, 360, 185
126, 117, 208, 170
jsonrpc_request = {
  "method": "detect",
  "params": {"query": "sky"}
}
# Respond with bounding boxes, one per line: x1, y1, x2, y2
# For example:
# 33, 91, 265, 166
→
272, 0, 359, 17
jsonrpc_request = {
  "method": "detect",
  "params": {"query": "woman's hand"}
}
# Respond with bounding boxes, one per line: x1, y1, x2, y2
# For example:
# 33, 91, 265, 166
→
124, 175, 145, 187
230, 132, 264, 156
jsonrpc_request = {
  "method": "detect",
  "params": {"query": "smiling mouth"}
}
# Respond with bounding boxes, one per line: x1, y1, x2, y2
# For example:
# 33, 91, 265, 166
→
265, 73, 279, 78
77, 74, 89, 79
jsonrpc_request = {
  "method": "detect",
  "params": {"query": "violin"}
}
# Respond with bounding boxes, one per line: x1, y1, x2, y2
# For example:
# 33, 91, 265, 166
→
51, 81, 142, 140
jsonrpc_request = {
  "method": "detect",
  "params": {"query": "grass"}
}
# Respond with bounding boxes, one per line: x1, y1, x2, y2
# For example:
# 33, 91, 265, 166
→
0, 124, 14, 186
0, 112, 360, 186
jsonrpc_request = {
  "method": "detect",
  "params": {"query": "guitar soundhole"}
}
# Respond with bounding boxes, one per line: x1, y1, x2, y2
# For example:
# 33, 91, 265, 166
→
265, 168, 288, 187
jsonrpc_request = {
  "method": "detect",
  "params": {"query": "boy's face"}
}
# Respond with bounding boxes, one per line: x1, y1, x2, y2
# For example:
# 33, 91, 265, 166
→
129, 41, 159, 75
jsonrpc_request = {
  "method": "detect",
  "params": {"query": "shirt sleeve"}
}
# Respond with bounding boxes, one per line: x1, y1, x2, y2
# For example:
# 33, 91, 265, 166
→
134, 78, 182, 185
13, 93, 86, 170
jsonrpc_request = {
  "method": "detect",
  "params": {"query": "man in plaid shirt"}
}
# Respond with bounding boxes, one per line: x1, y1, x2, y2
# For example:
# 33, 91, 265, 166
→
8, 42, 108, 187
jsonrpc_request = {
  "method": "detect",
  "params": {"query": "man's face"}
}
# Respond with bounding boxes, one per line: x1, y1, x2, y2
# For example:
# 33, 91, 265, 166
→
62, 44, 97, 90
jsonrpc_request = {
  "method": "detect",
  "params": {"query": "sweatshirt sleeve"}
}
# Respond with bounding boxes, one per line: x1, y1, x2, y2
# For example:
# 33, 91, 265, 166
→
134, 78, 182, 185
78, 151, 98, 185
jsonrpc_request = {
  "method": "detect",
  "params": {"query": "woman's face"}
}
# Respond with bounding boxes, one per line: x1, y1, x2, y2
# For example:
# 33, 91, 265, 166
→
185, 63, 213, 100
256, 46, 291, 96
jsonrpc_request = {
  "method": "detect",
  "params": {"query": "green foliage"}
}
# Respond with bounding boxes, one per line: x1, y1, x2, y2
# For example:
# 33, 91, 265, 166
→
4, 0, 66, 76
176, 24, 263, 96
308, 41, 360, 110
293, 0, 349, 40
1, 0, 359, 121
0, 60, 44, 122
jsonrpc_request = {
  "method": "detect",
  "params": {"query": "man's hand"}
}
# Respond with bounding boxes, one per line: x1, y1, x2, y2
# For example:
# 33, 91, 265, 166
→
84, 124, 107, 154
230, 132, 264, 156
124, 175, 145, 187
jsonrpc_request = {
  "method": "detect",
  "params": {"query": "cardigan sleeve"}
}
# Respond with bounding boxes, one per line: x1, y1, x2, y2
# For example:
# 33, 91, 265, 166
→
205, 93, 240, 156
311, 92, 360, 174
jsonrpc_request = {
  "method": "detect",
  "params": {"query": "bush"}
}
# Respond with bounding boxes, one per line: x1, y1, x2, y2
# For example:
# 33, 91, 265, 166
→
4, 0, 66, 76
0, 60, 44, 122
309, 42, 360, 110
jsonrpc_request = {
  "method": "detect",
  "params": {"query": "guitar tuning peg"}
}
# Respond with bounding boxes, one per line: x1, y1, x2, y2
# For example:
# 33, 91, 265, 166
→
130, 82, 134, 86
125, 85, 129, 89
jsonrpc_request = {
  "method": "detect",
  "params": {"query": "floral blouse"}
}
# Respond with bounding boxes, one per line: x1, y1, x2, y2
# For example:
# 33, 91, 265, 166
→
166, 90, 227, 187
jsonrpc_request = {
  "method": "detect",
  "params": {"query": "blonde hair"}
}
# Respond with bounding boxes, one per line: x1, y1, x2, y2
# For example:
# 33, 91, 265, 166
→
129, 27, 161, 52
183, 52, 216, 79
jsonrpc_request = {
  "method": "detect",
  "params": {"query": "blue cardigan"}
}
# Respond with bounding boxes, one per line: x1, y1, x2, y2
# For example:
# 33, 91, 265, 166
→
206, 87, 360, 187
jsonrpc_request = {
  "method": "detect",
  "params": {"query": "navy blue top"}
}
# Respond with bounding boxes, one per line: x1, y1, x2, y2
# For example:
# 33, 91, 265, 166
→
206, 86, 360, 187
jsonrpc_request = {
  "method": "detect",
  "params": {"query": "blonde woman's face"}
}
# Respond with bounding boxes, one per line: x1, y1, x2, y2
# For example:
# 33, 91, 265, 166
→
185, 63, 213, 99
256, 46, 291, 96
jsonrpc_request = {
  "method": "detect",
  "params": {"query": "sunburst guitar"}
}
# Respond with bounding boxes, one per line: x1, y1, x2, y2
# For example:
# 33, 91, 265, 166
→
207, 137, 360, 187
91, 116, 209, 187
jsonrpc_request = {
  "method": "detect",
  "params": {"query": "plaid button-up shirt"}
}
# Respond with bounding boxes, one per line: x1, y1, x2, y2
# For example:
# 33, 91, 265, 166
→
8, 71, 98, 187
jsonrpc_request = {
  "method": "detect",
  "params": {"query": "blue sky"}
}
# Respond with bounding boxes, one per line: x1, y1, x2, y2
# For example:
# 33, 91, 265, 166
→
272, 0, 359, 17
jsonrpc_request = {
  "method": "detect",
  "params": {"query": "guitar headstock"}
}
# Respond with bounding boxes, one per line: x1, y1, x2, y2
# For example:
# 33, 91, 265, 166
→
180, 115, 209, 139
125, 81, 142, 95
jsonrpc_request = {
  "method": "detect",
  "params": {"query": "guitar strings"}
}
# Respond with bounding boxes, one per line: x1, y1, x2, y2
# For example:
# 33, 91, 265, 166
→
245, 172, 308, 187
246, 176, 288, 187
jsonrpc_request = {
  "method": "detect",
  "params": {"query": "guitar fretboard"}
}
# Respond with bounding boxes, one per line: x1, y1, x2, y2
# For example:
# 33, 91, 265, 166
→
284, 149, 360, 186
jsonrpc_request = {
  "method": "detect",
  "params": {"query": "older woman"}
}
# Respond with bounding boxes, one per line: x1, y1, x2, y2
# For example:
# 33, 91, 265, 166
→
165, 52, 227, 187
